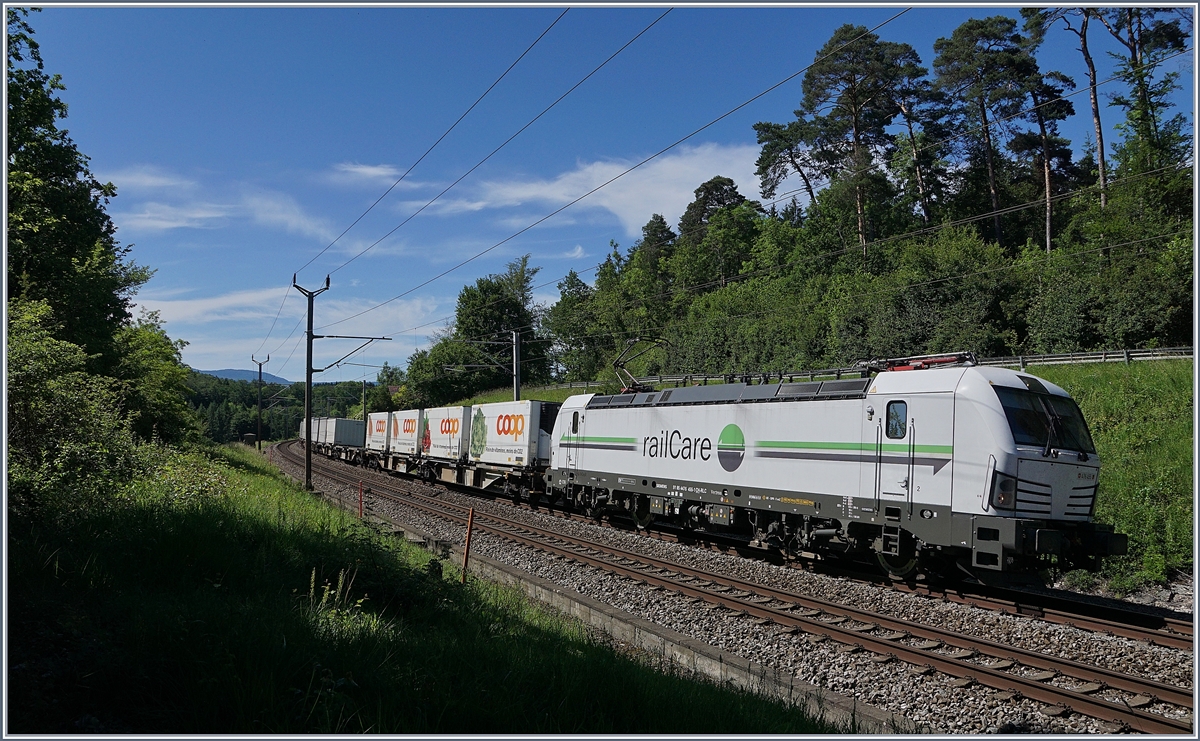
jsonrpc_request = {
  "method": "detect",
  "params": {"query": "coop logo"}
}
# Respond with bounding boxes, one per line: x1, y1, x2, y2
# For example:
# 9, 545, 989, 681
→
496, 414, 526, 440
402, 418, 417, 435
374, 419, 386, 434
717, 424, 745, 472
440, 418, 460, 435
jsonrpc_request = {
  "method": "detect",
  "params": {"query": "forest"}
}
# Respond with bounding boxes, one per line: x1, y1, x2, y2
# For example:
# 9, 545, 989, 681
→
388, 10, 1193, 410
10, 9, 1190, 445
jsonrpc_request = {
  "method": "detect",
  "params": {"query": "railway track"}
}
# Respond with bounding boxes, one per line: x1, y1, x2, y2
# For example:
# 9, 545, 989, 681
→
283, 442, 1193, 652
277, 441, 1193, 734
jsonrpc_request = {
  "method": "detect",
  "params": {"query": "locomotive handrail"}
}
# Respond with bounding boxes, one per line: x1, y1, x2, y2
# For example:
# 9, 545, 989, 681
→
630, 346, 1193, 387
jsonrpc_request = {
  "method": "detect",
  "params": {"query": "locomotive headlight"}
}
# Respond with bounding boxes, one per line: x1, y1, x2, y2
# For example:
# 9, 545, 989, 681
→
990, 471, 1017, 509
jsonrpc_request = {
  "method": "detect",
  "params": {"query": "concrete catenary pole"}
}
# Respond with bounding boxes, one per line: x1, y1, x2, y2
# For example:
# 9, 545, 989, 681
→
251, 354, 269, 451
512, 328, 520, 401
293, 274, 330, 491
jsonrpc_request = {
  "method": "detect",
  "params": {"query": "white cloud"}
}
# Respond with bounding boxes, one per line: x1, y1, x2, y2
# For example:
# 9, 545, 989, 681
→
337, 162, 401, 180
113, 201, 231, 231
329, 162, 427, 190
102, 165, 197, 192
556, 245, 586, 259
135, 286, 294, 325
240, 189, 338, 243
419, 142, 763, 237
139, 285, 449, 375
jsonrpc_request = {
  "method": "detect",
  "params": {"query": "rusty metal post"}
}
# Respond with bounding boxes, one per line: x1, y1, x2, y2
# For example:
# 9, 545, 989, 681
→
358, 481, 363, 519
461, 507, 475, 584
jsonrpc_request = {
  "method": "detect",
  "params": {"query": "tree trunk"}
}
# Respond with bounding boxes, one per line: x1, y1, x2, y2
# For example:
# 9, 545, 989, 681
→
851, 119, 867, 254
899, 101, 931, 223
786, 151, 818, 205
1034, 89, 1053, 252
979, 97, 1002, 246
1079, 13, 1107, 208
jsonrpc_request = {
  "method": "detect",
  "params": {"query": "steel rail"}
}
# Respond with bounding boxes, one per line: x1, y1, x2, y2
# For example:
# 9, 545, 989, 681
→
282, 443, 1193, 733
292, 441, 1193, 652
471, 509, 1195, 713
405, 491, 1195, 733
895, 584, 1194, 652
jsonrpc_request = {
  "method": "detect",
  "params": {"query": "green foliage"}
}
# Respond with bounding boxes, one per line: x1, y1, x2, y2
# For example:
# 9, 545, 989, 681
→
6, 9, 152, 373
8, 443, 836, 733
405, 255, 551, 406
6, 10, 196, 516
1032, 361, 1193, 587
113, 312, 195, 443
526, 16, 1191, 387
6, 298, 141, 521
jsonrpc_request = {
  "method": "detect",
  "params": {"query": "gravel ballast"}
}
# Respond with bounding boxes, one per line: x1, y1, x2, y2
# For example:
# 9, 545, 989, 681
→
271, 446, 1195, 735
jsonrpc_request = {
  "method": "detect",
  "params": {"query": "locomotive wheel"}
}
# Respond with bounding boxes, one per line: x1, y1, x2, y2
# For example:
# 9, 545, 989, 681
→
877, 552, 919, 581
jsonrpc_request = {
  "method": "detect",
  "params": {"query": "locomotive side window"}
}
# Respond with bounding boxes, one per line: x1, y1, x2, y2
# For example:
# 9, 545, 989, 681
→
572, 411, 579, 434
886, 401, 907, 439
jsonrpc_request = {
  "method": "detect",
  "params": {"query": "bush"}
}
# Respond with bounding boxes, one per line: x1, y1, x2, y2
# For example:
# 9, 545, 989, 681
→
7, 298, 141, 522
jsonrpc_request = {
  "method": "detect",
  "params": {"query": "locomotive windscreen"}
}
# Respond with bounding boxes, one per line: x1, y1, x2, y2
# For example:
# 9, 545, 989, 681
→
992, 386, 1096, 454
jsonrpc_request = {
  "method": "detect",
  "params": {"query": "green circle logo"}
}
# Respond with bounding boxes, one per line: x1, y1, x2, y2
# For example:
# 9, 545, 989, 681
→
717, 424, 745, 472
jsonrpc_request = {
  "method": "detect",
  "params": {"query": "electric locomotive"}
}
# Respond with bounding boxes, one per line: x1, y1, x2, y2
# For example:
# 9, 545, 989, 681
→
545, 353, 1126, 578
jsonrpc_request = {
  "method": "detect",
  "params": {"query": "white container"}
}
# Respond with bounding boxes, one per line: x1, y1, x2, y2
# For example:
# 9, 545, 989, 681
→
299, 417, 326, 441
466, 400, 553, 467
366, 412, 391, 452
421, 406, 471, 461
323, 418, 365, 447
388, 409, 423, 456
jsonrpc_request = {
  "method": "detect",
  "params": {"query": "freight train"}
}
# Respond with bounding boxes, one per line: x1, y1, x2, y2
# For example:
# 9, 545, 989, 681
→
298, 353, 1127, 579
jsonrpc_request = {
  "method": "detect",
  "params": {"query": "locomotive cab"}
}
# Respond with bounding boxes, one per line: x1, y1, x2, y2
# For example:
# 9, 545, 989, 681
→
952, 367, 1125, 574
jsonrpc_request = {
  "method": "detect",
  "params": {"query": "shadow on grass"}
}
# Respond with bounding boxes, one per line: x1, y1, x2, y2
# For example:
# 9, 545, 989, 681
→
8, 452, 836, 734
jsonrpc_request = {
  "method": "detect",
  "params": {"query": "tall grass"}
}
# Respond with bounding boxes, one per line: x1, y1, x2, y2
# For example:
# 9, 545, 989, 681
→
8, 443, 834, 733
1029, 360, 1193, 590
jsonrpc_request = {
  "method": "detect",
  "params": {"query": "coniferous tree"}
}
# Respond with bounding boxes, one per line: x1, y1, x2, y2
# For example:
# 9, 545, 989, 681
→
799, 25, 921, 250
934, 16, 1034, 248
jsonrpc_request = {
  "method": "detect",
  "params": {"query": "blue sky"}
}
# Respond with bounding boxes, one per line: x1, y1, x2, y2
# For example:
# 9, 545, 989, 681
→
26, 4, 1194, 383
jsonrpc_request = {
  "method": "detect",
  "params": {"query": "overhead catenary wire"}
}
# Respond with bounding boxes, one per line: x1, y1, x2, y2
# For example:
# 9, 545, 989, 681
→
382, 161, 1188, 351
342, 6, 1188, 339
323, 8, 673, 280
315, 8, 913, 332
296, 8, 571, 278
255, 20, 1185, 357
287, 11, 1185, 372
254, 9, 569, 354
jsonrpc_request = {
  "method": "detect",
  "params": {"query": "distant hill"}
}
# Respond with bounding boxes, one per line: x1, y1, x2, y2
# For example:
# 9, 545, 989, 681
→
194, 368, 293, 385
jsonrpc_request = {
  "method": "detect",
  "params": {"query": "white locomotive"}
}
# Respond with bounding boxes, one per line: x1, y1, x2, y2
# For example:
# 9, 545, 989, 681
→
546, 353, 1126, 577
299, 353, 1126, 578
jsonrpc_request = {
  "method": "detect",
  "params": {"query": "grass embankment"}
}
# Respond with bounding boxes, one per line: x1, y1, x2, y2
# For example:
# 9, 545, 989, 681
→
8, 443, 835, 734
1029, 359, 1193, 591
